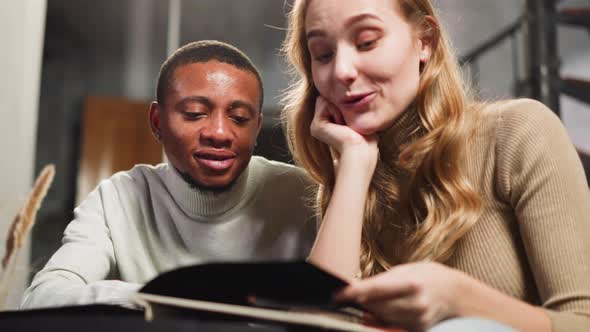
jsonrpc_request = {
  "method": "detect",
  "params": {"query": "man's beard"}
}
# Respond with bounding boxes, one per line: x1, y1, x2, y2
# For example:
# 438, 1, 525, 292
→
176, 168, 237, 194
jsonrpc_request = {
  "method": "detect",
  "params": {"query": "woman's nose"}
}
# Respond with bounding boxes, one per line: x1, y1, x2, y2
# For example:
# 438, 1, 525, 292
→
333, 47, 358, 85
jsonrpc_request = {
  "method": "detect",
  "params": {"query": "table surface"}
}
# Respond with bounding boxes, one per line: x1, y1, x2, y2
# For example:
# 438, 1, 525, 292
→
0, 305, 302, 332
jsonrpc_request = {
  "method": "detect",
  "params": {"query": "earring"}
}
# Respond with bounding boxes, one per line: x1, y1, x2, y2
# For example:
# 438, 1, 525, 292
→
420, 50, 431, 62
155, 132, 161, 141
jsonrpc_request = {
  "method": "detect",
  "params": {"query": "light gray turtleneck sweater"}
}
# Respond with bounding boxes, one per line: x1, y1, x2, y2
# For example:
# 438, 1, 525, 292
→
21, 156, 316, 309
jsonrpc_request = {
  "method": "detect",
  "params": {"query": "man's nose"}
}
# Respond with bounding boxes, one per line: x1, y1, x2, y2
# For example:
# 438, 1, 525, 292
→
333, 47, 358, 85
200, 113, 232, 147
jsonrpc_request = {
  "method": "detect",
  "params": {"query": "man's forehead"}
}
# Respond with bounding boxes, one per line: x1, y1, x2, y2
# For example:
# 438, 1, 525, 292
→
169, 62, 261, 111
175, 61, 253, 78
206, 69, 234, 87
170, 63, 261, 110
173, 62, 257, 90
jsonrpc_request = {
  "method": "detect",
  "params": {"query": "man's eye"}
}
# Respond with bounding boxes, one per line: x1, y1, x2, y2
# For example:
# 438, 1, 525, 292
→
183, 112, 205, 120
231, 116, 250, 124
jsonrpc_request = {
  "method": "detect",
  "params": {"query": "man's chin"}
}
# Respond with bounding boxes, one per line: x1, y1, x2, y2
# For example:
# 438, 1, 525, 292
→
177, 170, 237, 194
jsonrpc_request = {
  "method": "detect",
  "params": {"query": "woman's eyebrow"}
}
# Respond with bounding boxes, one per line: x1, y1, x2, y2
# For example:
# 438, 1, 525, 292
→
307, 13, 383, 40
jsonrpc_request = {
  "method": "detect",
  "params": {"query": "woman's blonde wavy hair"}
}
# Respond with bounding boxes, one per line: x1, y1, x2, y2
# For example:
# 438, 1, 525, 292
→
281, 0, 482, 277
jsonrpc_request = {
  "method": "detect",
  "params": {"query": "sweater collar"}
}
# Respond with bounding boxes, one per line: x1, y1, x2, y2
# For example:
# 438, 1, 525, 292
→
378, 104, 424, 155
163, 159, 254, 219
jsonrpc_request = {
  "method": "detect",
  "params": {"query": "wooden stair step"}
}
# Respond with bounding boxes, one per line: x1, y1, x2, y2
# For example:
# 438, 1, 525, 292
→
579, 150, 590, 186
561, 77, 590, 105
557, 8, 590, 29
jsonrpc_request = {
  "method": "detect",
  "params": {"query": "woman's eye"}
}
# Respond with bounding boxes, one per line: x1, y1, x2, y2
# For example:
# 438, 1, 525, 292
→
356, 29, 381, 51
357, 39, 377, 51
309, 43, 334, 64
313, 52, 334, 63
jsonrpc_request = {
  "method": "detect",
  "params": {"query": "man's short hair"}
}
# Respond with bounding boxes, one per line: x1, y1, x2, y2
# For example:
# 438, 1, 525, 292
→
156, 40, 264, 111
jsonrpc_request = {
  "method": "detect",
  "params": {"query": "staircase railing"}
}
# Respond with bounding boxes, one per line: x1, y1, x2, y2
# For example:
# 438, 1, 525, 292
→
459, 0, 590, 184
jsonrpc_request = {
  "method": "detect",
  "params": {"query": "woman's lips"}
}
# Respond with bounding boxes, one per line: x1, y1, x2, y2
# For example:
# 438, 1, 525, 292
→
339, 92, 376, 111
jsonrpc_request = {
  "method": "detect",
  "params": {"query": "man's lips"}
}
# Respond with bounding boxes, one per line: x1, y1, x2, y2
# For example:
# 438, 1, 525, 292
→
338, 92, 376, 110
194, 150, 236, 172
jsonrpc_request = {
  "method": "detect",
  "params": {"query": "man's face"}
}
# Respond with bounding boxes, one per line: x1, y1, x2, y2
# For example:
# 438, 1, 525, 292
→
150, 60, 262, 190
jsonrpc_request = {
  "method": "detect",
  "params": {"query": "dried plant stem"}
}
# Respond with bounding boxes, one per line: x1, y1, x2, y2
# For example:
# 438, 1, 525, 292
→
0, 250, 21, 308
1, 213, 20, 271
0, 164, 55, 310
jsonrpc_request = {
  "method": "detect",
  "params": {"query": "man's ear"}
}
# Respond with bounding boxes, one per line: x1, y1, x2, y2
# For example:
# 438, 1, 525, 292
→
148, 101, 162, 141
418, 15, 439, 63
256, 111, 263, 138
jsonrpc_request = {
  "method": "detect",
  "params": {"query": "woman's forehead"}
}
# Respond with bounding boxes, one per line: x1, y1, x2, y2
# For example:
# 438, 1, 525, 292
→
304, 0, 398, 31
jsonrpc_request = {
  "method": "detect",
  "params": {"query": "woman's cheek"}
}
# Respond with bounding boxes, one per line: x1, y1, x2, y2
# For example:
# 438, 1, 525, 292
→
312, 69, 330, 96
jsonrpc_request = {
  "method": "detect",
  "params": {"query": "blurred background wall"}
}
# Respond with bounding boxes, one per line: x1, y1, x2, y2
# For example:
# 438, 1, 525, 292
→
0, 0, 588, 309
439, 0, 590, 153
0, 0, 47, 308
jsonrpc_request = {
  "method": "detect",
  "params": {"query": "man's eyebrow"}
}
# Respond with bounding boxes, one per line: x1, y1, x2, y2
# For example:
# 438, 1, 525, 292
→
306, 13, 383, 40
229, 100, 258, 116
174, 96, 213, 110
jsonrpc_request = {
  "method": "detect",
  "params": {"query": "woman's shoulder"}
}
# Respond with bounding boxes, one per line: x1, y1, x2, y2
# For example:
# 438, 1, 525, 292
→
474, 98, 563, 138
476, 98, 559, 129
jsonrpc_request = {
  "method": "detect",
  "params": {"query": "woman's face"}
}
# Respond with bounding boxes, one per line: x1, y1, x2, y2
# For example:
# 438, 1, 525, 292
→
305, 0, 430, 135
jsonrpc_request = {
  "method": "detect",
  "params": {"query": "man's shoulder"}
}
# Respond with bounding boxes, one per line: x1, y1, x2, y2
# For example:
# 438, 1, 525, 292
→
97, 163, 168, 192
249, 156, 310, 179
76, 163, 170, 216
247, 157, 316, 224
249, 156, 314, 194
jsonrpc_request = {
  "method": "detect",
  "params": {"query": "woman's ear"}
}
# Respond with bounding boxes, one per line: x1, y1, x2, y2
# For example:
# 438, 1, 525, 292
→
418, 15, 440, 63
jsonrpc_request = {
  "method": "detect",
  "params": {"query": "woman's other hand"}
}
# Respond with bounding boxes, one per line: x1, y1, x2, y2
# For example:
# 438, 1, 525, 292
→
336, 262, 466, 332
310, 96, 379, 174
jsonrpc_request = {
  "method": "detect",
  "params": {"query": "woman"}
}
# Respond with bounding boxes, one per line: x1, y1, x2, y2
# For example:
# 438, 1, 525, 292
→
281, 0, 590, 331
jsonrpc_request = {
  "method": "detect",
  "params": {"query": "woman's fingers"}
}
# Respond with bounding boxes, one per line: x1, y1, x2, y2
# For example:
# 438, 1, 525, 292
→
311, 97, 334, 132
326, 103, 345, 125
334, 263, 462, 332
311, 96, 352, 149
313, 96, 343, 127
335, 273, 418, 303
311, 96, 379, 167
313, 96, 331, 122
363, 298, 423, 321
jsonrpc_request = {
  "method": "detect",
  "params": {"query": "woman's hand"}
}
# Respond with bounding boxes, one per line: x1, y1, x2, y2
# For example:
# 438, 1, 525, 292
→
306, 96, 379, 279
335, 262, 467, 332
310, 96, 378, 172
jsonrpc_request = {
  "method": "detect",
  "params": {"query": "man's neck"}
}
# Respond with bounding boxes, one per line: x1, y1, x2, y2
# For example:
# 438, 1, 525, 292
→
175, 168, 237, 195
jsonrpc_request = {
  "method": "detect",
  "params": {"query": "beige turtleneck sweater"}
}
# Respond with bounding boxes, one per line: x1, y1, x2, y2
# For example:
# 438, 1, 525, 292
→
21, 156, 316, 309
382, 98, 590, 331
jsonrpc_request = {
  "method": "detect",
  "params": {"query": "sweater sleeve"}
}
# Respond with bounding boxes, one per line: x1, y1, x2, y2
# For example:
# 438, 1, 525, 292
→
495, 99, 590, 332
20, 182, 142, 309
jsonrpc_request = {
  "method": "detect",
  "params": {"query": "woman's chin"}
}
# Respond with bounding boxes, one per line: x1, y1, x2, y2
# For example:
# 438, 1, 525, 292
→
347, 124, 379, 136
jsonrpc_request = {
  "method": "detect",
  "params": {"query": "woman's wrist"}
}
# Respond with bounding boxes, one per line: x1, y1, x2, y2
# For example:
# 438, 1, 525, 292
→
339, 146, 378, 175
337, 153, 376, 188
449, 270, 475, 317
450, 269, 551, 332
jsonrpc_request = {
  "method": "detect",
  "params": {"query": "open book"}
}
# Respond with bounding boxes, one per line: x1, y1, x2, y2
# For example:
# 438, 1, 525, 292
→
132, 261, 403, 332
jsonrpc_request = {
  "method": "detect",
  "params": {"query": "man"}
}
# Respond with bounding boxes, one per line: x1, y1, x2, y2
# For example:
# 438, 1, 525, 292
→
21, 41, 316, 308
